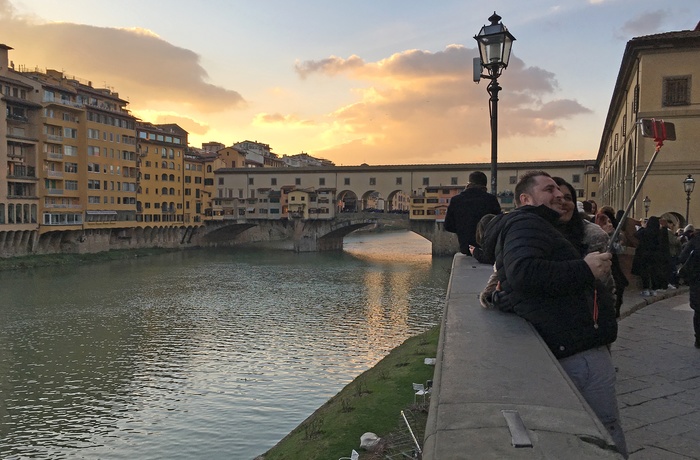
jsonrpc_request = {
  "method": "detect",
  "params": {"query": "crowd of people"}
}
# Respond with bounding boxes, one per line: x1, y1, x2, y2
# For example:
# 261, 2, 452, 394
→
444, 170, 700, 459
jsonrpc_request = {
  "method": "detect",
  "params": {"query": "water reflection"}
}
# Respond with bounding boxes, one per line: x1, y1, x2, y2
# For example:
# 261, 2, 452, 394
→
0, 231, 451, 459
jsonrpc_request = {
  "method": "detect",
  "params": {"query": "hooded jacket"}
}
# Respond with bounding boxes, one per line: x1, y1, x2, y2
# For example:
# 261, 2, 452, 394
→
481, 205, 617, 359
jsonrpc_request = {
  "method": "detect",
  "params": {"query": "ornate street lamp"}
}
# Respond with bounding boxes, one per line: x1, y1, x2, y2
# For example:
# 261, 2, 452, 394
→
643, 195, 651, 218
474, 12, 515, 195
683, 174, 696, 224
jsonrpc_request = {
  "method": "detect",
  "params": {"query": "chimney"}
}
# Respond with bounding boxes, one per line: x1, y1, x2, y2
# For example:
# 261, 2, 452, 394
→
0, 44, 13, 71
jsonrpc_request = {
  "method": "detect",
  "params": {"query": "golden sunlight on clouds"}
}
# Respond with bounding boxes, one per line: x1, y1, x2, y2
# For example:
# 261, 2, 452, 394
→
0, 0, 245, 117
252, 112, 315, 128
297, 45, 594, 164
0, 0, 600, 164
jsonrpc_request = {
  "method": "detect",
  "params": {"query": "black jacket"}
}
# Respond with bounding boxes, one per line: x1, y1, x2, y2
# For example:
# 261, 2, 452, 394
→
444, 187, 501, 254
482, 205, 618, 359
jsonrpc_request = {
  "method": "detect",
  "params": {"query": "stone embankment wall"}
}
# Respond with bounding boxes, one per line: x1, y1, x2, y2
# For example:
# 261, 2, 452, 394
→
423, 254, 624, 459
0, 221, 294, 259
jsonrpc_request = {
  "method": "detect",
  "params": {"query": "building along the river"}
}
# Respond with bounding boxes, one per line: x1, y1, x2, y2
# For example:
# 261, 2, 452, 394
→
597, 23, 700, 229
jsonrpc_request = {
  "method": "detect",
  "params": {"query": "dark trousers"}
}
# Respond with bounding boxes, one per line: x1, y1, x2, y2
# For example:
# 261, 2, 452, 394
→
690, 283, 700, 340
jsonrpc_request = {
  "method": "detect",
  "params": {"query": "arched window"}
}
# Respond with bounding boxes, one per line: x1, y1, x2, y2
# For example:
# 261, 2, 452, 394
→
169, 174, 175, 181
169, 161, 175, 169
161, 173, 168, 181
161, 161, 168, 168
207, 165, 212, 173
161, 187, 168, 195
169, 188, 175, 195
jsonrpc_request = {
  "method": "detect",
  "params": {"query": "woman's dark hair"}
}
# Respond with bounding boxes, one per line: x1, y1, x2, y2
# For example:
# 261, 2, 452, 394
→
475, 213, 496, 246
599, 205, 618, 228
552, 176, 586, 256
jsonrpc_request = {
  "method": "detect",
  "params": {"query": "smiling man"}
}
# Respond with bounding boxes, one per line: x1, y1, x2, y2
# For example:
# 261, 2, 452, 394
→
481, 170, 628, 458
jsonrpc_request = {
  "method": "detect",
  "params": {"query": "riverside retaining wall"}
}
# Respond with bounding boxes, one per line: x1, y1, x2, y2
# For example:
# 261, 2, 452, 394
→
423, 254, 624, 459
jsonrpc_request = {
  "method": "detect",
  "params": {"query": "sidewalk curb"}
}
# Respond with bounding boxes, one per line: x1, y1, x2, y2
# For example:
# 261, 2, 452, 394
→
618, 286, 689, 320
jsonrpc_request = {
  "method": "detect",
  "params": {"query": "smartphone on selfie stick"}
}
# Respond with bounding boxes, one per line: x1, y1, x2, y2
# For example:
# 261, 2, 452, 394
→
606, 118, 676, 253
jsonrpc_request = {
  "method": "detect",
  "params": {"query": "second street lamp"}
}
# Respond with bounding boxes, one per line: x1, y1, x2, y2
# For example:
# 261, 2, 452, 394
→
474, 12, 515, 196
683, 174, 696, 225
643, 195, 651, 218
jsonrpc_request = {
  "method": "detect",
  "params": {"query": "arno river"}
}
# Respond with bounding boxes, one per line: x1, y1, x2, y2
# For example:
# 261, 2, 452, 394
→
0, 231, 452, 459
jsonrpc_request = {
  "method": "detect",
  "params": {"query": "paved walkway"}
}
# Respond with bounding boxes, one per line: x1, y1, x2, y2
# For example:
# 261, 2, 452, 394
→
614, 287, 700, 459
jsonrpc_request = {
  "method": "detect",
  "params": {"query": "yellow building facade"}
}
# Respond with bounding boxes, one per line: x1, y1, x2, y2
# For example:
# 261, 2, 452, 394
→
597, 26, 700, 230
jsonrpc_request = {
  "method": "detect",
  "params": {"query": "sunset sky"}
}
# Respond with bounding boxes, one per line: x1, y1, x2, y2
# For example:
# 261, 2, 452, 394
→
2, 0, 698, 165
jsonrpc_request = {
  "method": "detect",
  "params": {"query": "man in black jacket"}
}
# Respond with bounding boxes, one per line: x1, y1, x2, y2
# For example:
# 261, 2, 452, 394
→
444, 171, 501, 256
482, 170, 628, 458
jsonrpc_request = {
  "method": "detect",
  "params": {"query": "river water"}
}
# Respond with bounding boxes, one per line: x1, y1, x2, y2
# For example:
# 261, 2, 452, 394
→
0, 231, 452, 459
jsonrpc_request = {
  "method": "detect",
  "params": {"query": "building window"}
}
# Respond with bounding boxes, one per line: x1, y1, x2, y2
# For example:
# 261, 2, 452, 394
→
572, 174, 580, 183
369, 177, 376, 186
509, 176, 517, 184
614, 133, 618, 151
591, 191, 596, 197
295, 178, 301, 185
396, 177, 402, 185
344, 178, 350, 185
271, 178, 277, 186
422, 177, 429, 186
218, 178, 224, 185
633, 84, 639, 113
319, 178, 325, 186
591, 177, 597, 182
451, 177, 458, 185
248, 178, 254, 185
663, 76, 691, 106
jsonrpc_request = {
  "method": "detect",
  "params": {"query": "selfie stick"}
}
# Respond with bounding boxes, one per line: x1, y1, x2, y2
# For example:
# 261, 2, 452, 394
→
606, 119, 669, 253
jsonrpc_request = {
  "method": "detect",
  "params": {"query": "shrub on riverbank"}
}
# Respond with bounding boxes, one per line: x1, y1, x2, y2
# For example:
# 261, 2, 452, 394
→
259, 325, 439, 460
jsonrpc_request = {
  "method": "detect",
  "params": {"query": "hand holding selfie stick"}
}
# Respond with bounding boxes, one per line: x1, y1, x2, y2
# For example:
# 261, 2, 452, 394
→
606, 119, 675, 253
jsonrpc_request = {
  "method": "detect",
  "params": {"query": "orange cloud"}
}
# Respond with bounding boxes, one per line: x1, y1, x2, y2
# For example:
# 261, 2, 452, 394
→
1, 0, 245, 114
295, 45, 593, 164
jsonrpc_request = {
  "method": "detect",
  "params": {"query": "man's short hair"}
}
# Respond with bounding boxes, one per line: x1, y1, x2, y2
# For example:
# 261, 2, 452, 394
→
514, 170, 551, 206
468, 171, 488, 188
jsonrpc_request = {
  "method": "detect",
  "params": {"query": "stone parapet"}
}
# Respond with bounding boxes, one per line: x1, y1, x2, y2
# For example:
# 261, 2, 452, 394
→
423, 254, 624, 459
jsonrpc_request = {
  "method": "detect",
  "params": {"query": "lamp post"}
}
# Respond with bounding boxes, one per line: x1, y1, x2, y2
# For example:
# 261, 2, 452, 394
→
474, 12, 515, 196
683, 174, 696, 224
643, 195, 651, 218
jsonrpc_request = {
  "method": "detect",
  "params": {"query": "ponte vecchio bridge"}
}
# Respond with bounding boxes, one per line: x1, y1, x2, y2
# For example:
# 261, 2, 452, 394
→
206, 160, 597, 255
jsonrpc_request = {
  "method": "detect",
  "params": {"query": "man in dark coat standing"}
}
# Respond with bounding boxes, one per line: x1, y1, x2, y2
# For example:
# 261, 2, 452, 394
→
444, 171, 501, 255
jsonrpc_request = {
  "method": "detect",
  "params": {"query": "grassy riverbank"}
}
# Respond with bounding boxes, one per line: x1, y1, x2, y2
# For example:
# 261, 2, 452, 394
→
258, 325, 440, 460
0, 247, 182, 271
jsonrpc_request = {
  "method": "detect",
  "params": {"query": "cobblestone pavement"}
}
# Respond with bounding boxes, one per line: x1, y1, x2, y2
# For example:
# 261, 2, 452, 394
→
613, 290, 700, 459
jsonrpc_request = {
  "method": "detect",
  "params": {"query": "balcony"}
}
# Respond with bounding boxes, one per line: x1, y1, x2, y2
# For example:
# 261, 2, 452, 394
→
46, 134, 63, 142
43, 98, 84, 110
47, 152, 64, 160
7, 113, 29, 123
46, 170, 63, 178
46, 189, 64, 195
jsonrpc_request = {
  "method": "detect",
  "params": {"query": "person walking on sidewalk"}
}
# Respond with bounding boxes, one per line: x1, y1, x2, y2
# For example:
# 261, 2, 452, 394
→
632, 216, 671, 296
678, 228, 700, 348
481, 171, 628, 457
